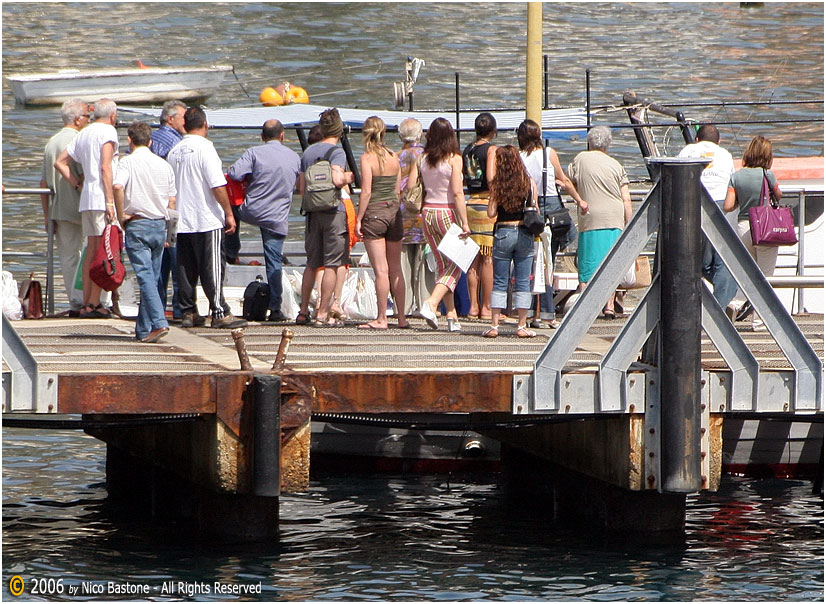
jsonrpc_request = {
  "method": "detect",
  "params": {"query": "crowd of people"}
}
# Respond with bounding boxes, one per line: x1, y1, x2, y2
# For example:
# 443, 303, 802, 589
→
41, 98, 784, 342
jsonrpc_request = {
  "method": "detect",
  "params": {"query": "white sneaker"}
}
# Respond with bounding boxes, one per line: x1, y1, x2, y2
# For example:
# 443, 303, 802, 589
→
751, 318, 767, 332
419, 302, 438, 330
447, 318, 462, 332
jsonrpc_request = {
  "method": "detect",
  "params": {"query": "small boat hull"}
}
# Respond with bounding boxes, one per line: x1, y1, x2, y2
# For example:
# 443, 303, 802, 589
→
7, 65, 233, 105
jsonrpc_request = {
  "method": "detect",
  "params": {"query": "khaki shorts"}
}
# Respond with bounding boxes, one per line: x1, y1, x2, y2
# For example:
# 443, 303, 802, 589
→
361, 202, 403, 242
81, 210, 107, 237
305, 209, 348, 268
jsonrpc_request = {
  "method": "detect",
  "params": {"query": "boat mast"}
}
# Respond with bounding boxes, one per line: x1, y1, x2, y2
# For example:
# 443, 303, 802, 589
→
526, 2, 543, 124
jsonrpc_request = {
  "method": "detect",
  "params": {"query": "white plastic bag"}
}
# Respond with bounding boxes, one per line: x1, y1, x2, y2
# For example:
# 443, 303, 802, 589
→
280, 269, 302, 320
340, 270, 378, 320
532, 239, 548, 294
620, 262, 636, 290
2, 271, 23, 320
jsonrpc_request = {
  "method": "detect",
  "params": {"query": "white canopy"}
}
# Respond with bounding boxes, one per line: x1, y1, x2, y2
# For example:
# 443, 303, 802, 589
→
121, 103, 588, 138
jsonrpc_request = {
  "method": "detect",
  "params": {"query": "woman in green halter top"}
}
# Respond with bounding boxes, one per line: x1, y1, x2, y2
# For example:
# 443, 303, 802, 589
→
356, 116, 408, 330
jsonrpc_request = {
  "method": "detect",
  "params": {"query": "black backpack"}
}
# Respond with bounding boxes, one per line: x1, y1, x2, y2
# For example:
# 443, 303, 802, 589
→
242, 275, 270, 321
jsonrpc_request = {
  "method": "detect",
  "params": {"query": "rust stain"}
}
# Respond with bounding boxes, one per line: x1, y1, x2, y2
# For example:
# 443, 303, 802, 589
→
282, 371, 516, 413
58, 373, 219, 415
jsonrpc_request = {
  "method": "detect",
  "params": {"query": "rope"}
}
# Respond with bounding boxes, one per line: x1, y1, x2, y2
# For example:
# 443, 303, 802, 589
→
231, 66, 254, 103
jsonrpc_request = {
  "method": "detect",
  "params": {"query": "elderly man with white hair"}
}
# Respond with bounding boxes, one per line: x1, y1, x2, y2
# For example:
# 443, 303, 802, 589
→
40, 98, 90, 315
568, 126, 632, 319
55, 98, 119, 318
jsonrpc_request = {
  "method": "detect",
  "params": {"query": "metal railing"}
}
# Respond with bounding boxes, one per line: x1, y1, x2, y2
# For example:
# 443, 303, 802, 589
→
2, 187, 55, 315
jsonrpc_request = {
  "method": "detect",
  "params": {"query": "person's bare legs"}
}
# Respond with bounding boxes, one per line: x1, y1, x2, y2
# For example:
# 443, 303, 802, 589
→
386, 239, 407, 328
331, 265, 347, 318
298, 265, 317, 318
479, 255, 493, 319
467, 256, 481, 318
363, 238, 389, 328
315, 266, 338, 322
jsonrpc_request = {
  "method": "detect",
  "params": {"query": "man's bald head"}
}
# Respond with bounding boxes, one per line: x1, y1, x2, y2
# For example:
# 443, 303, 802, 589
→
262, 119, 284, 142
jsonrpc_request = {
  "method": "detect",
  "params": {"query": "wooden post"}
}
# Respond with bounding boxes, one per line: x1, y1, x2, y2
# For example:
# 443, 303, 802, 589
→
526, 3, 543, 124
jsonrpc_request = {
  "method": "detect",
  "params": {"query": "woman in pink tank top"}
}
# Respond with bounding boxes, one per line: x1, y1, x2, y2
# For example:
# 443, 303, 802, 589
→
405, 118, 470, 331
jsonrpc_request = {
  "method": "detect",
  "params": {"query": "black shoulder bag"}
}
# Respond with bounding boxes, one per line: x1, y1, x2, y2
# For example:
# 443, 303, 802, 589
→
541, 143, 573, 236
522, 188, 545, 237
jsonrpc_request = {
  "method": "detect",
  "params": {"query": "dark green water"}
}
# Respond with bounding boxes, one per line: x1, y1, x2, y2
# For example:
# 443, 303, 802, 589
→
2, 428, 824, 601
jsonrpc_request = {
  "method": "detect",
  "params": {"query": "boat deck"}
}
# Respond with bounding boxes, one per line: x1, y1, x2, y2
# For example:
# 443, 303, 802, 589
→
4, 313, 823, 415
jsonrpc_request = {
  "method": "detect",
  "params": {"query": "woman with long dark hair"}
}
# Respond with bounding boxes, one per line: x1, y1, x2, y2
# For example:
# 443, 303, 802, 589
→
405, 117, 470, 331
517, 119, 587, 328
483, 145, 539, 338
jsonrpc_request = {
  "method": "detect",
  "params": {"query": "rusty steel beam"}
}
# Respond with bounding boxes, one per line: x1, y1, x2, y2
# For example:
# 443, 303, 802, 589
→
282, 371, 516, 413
58, 373, 251, 424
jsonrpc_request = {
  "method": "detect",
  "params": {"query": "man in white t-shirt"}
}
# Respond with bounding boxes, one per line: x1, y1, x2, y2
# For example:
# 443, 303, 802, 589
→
113, 121, 177, 343
55, 98, 119, 318
166, 106, 247, 329
678, 125, 737, 309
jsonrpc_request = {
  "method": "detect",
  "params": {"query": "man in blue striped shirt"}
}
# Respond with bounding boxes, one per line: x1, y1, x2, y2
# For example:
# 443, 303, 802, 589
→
151, 100, 187, 320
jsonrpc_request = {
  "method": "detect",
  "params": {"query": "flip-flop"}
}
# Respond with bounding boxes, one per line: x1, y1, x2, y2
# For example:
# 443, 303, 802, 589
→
602, 309, 616, 320
482, 326, 499, 338
358, 322, 387, 330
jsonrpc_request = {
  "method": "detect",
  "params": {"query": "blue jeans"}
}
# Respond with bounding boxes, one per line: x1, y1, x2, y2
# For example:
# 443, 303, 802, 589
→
261, 229, 285, 312
535, 236, 561, 319
491, 225, 534, 310
703, 200, 737, 308
124, 219, 169, 340
158, 246, 181, 319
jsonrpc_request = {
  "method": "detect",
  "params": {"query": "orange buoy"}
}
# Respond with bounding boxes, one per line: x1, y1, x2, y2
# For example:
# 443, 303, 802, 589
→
260, 86, 284, 107
286, 86, 309, 104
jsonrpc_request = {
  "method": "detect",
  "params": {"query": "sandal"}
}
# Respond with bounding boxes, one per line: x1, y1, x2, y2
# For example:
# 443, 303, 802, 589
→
82, 304, 111, 319
296, 311, 311, 325
482, 326, 499, 338
602, 308, 616, 320
516, 326, 537, 338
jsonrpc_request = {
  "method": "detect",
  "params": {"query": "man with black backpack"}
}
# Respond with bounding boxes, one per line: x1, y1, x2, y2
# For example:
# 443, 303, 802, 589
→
295, 108, 354, 326
228, 119, 300, 322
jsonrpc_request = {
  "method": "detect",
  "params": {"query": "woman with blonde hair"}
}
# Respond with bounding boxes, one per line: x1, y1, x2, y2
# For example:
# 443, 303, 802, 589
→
356, 115, 407, 329
484, 145, 539, 338
405, 117, 470, 331
723, 135, 784, 331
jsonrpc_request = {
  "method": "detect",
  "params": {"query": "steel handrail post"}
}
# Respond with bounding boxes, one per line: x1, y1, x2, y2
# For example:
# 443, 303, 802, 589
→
654, 157, 708, 493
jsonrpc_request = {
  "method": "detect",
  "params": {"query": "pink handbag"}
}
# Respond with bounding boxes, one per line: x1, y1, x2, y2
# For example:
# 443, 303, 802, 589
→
748, 170, 797, 247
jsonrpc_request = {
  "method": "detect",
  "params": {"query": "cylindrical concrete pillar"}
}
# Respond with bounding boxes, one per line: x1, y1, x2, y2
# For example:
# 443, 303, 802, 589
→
651, 157, 709, 492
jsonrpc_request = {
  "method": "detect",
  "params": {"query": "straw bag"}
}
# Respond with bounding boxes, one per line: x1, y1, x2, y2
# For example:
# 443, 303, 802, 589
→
402, 155, 425, 213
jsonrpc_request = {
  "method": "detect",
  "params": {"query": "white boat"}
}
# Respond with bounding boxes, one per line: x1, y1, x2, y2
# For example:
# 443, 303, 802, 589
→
6, 64, 233, 105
